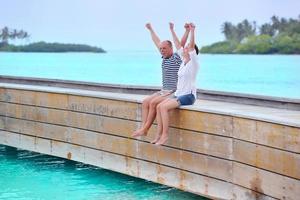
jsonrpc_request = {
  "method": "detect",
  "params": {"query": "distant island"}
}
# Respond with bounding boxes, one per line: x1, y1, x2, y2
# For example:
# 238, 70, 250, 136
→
0, 42, 106, 53
200, 15, 300, 54
0, 27, 105, 53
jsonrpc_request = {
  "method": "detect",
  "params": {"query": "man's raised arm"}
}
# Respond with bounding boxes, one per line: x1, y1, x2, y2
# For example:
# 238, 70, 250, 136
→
146, 23, 161, 51
169, 22, 181, 50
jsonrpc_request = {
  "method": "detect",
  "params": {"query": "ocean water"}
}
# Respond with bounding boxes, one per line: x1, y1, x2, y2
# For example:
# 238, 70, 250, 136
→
0, 145, 207, 200
0, 51, 299, 99
0, 52, 298, 199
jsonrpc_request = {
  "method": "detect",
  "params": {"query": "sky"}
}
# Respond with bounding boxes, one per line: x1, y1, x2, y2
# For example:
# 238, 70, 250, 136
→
1, 0, 300, 51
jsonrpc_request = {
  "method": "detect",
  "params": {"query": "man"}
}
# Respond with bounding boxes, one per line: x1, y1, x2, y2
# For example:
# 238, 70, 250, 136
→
132, 23, 189, 142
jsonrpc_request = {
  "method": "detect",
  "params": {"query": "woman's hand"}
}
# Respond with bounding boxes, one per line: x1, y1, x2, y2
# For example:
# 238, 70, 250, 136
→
169, 22, 174, 30
145, 23, 152, 30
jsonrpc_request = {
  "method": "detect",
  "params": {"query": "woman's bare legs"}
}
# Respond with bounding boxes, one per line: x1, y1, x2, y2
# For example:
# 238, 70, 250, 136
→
155, 99, 179, 145
151, 98, 170, 143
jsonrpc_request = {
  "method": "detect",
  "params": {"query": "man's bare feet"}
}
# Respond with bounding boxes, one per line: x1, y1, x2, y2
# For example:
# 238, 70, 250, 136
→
155, 136, 168, 145
150, 134, 161, 144
132, 129, 147, 137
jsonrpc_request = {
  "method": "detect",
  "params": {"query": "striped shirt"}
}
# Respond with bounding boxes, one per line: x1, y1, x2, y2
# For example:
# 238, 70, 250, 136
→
161, 52, 182, 91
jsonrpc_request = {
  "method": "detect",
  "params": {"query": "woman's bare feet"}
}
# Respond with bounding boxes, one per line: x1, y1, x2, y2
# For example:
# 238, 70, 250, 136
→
150, 134, 161, 144
155, 135, 168, 145
132, 128, 147, 137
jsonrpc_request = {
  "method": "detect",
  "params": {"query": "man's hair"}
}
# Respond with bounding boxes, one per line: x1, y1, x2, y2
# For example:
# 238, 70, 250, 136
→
195, 44, 199, 55
166, 40, 172, 48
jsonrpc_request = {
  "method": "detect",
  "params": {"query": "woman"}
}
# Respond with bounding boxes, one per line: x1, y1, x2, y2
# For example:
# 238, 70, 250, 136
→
153, 23, 199, 145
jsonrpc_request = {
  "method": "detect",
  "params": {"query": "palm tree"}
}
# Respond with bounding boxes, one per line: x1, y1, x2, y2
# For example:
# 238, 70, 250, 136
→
260, 23, 275, 36
17, 30, 29, 39
271, 16, 280, 28
0, 27, 29, 46
221, 22, 236, 41
237, 20, 257, 41
236, 23, 245, 42
10, 29, 18, 41
242, 19, 256, 36
0, 27, 10, 44
270, 15, 281, 35
279, 18, 288, 33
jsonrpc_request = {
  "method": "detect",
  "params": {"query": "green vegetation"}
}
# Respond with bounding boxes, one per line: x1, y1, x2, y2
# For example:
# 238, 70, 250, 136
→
0, 42, 106, 53
201, 15, 300, 54
0, 27, 105, 53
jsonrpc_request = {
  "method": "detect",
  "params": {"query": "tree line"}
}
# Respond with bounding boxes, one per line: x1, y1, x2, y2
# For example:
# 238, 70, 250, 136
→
201, 15, 300, 54
0, 27, 105, 53
0, 42, 106, 53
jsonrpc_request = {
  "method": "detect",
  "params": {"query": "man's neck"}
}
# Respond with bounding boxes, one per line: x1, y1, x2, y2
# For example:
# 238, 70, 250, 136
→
164, 53, 173, 59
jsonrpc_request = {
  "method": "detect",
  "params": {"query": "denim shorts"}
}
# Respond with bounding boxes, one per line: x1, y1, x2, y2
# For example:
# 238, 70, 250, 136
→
175, 93, 196, 106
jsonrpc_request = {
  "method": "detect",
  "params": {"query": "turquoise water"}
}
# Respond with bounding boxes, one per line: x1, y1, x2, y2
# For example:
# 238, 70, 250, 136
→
0, 52, 300, 99
0, 145, 206, 200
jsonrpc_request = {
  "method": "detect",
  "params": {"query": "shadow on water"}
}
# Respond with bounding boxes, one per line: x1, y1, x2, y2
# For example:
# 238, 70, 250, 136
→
0, 145, 209, 200
1, 145, 18, 159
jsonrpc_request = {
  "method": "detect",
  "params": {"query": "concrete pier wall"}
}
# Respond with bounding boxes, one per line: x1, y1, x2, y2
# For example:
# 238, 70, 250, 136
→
0, 83, 299, 200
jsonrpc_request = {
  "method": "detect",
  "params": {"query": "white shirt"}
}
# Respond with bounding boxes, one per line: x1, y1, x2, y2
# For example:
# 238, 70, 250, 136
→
174, 48, 199, 98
